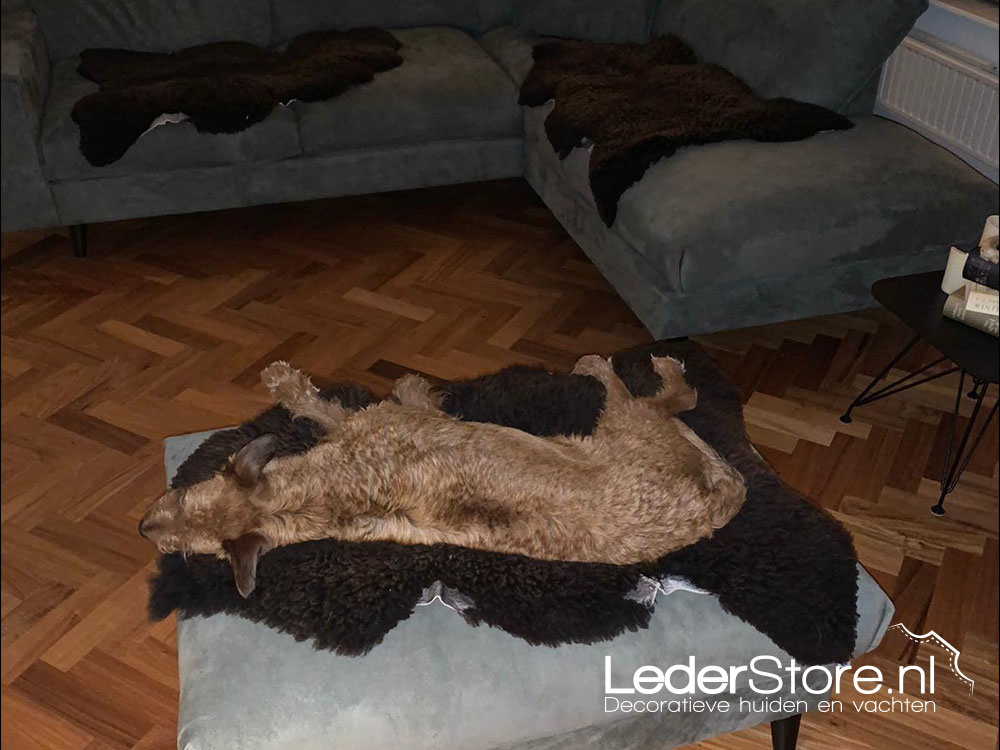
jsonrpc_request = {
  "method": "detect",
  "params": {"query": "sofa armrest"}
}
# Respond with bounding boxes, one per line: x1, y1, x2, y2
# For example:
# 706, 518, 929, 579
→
2, 10, 59, 230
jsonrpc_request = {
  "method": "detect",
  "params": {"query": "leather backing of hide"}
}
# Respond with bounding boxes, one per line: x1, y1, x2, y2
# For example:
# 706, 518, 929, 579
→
149, 340, 859, 665
518, 36, 854, 226
73, 28, 402, 166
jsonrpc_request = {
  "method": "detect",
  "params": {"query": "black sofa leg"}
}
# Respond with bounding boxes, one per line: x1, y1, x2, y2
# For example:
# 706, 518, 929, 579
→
69, 224, 87, 257
770, 714, 801, 750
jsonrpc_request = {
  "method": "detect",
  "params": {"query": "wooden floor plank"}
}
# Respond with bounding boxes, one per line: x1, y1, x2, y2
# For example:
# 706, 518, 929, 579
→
2, 179, 996, 749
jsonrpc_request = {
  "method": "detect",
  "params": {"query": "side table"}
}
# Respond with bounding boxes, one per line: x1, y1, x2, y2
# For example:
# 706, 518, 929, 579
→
840, 271, 998, 516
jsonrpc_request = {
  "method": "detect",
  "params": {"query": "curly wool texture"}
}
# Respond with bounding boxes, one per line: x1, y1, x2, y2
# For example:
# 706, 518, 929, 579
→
73, 28, 402, 166
518, 36, 854, 225
150, 340, 859, 665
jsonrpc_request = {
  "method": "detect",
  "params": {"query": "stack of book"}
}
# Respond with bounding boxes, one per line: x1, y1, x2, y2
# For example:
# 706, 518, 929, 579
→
943, 248, 999, 337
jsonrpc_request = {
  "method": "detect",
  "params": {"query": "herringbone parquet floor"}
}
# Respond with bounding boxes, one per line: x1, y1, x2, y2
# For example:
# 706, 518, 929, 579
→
2, 179, 997, 750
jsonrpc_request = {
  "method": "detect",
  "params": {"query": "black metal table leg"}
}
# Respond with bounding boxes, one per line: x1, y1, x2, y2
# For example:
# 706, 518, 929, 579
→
932, 374, 998, 516
840, 334, 956, 424
841, 338, 996, 518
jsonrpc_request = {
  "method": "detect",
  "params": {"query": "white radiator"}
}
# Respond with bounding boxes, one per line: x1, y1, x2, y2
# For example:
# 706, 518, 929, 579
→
876, 30, 999, 182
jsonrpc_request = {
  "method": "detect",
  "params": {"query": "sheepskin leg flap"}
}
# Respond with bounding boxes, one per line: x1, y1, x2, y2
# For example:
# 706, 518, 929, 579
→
518, 36, 853, 225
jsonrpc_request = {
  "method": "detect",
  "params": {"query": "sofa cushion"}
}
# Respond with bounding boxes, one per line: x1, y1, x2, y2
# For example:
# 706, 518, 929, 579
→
40, 60, 301, 181
271, 0, 512, 41
479, 25, 537, 85
478, 24, 880, 118
513, 0, 656, 42
31, 0, 273, 62
652, 0, 927, 113
525, 109, 999, 293
293, 27, 521, 155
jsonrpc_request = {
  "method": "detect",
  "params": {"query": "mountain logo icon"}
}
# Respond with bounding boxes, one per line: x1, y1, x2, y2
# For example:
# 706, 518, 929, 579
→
887, 624, 974, 694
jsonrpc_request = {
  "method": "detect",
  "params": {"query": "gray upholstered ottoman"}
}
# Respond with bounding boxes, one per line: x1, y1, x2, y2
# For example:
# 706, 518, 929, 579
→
165, 432, 894, 750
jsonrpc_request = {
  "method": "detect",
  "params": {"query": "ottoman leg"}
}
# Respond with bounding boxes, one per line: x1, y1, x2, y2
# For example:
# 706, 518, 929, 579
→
770, 714, 801, 750
69, 224, 88, 257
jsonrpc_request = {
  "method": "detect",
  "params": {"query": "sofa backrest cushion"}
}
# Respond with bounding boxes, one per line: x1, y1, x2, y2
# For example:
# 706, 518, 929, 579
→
513, 0, 657, 42
31, 0, 273, 61
652, 0, 928, 113
270, 0, 512, 41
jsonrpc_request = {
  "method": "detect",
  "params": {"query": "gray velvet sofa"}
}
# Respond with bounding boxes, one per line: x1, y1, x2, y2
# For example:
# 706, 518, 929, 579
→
2, 0, 997, 339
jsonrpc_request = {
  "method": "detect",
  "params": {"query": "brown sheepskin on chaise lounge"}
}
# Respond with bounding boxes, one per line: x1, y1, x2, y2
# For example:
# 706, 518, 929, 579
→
519, 36, 854, 225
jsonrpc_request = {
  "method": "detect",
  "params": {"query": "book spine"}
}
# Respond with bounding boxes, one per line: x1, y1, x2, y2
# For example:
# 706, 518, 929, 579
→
962, 253, 1000, 290
943, 294, 1000, 337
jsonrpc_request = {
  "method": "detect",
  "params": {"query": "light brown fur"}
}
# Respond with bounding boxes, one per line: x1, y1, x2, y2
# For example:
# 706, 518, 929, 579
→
140, 355, 746, 595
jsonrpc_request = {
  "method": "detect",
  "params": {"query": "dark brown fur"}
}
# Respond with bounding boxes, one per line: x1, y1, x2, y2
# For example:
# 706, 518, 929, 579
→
519, 35, 854, 225
149, 341, 860, 665
73, 28, 402, 166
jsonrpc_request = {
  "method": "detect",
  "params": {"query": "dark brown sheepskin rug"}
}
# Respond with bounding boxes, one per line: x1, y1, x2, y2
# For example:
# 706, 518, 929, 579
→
519, 36, 854, 225
73, 28, 402, 166
149, 340, 860, 666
